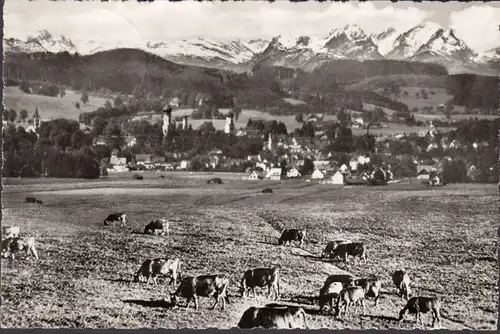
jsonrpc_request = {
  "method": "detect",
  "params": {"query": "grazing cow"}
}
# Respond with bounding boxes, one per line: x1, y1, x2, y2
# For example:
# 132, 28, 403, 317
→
262, 188, 273, 194
144, 219, 169, 236
1, 237, 39, 260
207, 178, 223, 184
392, 270, 411, 300
399, 296, 442, 328
25, 197, 43, 204
237, 306, 308, 329
322, 274, 354, 290
278, 229, 306, 248
2, 226, 20, 240
170, 274, 230, 311
331, 242, 367, 264
319, 281, 344, 313
335, 286, 366, 317
321, 240, 352, 258
103, 213, 127, 227
352, 277, 383, 306
240, 267, 280, 300
133, 258, 181, 286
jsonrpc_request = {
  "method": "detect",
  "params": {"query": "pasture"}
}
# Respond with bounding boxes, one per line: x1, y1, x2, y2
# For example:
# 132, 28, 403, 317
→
3, 87, 108, 121
1, 175, 497, 329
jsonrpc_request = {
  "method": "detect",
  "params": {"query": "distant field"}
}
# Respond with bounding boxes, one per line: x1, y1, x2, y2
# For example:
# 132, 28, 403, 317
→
3, 87, 108, 121
346, 75, 448, 91
283, 97, 306, 105
1, 177, 497, 329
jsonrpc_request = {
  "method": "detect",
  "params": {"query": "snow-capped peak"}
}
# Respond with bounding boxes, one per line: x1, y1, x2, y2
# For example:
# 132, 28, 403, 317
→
325, 24, 368, 41
414, 27, 475, 59
386, 22, 443, 59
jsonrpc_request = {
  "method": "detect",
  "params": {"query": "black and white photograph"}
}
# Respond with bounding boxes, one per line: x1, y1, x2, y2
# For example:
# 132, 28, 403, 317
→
1, 0, 499, 330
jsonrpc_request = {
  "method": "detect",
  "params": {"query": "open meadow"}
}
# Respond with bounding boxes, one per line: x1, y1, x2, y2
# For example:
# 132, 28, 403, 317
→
1, 175, 498, 329
3, 87, 108, 121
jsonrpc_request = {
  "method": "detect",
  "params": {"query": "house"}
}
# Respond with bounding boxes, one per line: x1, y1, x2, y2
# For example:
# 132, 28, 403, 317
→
339, 164, 349, 174
287, 167, 301, 178
417, 165, 437, 180
124, 135, 137, 148
243, 170, 262, 181
313, 160, 330, 169
179, 160, 189, 170
311, 168, 325, 180
135, 154, 152, 166
267, 168, 283, 181
110, 152, 127, 166
349, 160, 359, 171
331, 171, 346, 185
352, 117, 364, 128
93, 136, 108, 146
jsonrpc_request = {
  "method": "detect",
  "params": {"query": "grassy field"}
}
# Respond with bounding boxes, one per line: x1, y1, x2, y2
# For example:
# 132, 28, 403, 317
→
1, 175, 497, 329
3, 87, 108, 122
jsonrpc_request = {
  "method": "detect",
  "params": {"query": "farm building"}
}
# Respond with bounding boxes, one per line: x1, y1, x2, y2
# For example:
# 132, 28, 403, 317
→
135, 154, 152, 166
417, 165, 437, 180
243, 170, 262, 181
287, 167, 301, 178
125, 135, 137, 148
339, 164, 349, 173
311, 168, 325, 180
349, 160, 359, 171
331, 171, 346, 184
267, 168, 283, 181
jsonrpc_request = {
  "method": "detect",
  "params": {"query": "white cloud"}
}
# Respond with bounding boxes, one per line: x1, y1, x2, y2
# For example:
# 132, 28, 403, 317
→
450, 5, 500, 53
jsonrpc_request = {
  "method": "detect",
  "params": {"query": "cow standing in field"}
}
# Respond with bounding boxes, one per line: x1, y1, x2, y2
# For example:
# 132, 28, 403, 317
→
399, 296, 442, 328
319, 274, 354, 313
278, 229, 306, 248
335, 286, 366, 317
240, 267, 280, 300
237, 305, 308, 329
133, 258, 181, 286
103, 213, 127, 227
352, 277, 383, 306
1, 237, 39, 261
170, 274, 230, 311
392, 270, 411, 300
144, 219, 169, 236
321, 240, 352, 258
330, 242, 367, 264
2, 226, 20, 240
25, 197, 43, 204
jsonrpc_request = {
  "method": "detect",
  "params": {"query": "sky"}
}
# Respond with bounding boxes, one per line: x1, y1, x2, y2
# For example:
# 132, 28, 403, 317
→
3, 0, 500, 52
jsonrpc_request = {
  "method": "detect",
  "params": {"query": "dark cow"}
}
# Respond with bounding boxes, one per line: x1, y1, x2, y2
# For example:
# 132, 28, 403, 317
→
319, 281, 344, 314
262, 188, 273, 194
237, 306, 308, 329
321, 240, 352, 258
1, 237, 39, 261
278, 229, 306, 248
103, 213, 127, 227
144, 219, 169, 236
25, 197, 43, 204
321, 274, 354, 290
133, 258, 181, 286
399, 296, 442, 328
331, 242, 367, 264
352, 277, 383, 306
170, 274, 230, 311
335, 286, 366, 317
207, 178, 223, 184
240, 267, 280, 300
392, 270, 411, 300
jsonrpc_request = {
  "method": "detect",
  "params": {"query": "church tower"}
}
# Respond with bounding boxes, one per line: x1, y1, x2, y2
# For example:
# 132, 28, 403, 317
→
33, 108, 41, 137
182, 115, 189, 130
162, 105, 172, 136
224, 112, 235, 135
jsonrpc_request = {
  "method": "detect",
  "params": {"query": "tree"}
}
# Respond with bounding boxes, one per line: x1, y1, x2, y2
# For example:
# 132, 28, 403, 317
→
9, 109, 17, 123
104, 100, 112, 110
301, 157, 315, 175
75, 102, 80, 109
19, 80, 30, 93
59, 86, 66, 98
81, 91, 89, 105
114, 95, 125, 107
337, 109, 351, 127
20, 109, 28, 123
295, 112, 304, 123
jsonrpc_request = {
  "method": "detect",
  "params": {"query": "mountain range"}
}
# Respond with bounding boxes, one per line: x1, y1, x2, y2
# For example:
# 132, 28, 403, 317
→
3, 22, 499, 75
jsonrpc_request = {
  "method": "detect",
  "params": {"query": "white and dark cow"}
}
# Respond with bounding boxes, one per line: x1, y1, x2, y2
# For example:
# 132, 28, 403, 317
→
1, 237, 39, 261
240, 267, 280, 300
144, 219, 169, 236
170, 274, 230, 311
133, 257, 181, 286
278, 229, 306, 248
103, 213, 127, 227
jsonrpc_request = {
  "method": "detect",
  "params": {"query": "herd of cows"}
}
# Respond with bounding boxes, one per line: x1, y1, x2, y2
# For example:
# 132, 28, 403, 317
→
1, 197, 443, 329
